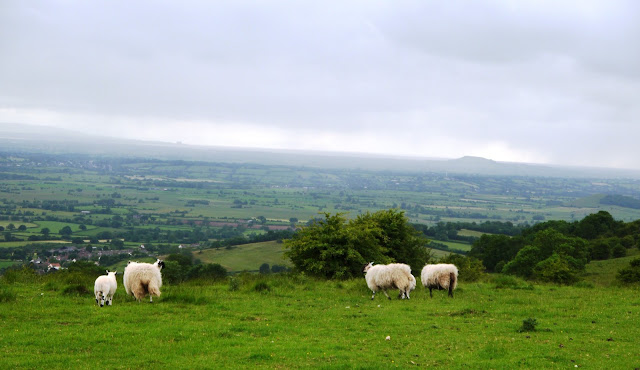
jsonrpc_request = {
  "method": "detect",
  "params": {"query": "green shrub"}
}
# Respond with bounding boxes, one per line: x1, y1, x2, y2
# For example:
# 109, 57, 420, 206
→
491, 275, 534, 290
533, 253, 579, 285
62, 283, 90, 296
187, 263, 227, 281
611, 244, 626, 258
2, 266, 39, 284
228, 276, 240, 291
0, 284, 17, 303
440, 254, 485, 282
253, 281, 271, 292
616, 258, 640, 284
162, 260, 186, 284
518, 318, 538, 332
503, 246, 541, 278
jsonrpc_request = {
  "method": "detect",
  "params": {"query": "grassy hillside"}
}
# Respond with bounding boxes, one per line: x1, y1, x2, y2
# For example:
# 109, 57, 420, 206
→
1, 272, 639, 368
194, 241, 290, 272
583, 249, 640, 286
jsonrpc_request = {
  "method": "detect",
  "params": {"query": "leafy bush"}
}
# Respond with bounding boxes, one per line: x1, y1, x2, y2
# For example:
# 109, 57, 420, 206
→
491, 275, 533, 290
187, 263, 227, 281
228, 276, 240, 291
62, 283, 90, 296
533, 253, 579, 285
284, 210, 430, 279
518, 318, 538, 333
611, 244, 626, 258
439, 254, 485, 282
503, 246, 541, 278
2, 265, 39, 284
161, 260, 186, 284
616, 258, 640, 284
0, 284, 17, 303
253, 281, 270, 292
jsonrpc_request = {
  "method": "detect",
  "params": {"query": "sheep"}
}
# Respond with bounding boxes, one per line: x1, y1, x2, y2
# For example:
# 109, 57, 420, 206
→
123, 259, 165, 303
406, 274, 416, 299
420, 263, 458, 298
362, 262, 415, 300
94, 270, 117, 307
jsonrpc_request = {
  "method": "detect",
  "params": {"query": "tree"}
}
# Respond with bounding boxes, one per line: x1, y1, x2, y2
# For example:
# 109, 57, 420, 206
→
41, 228, 50, 237
468, 234, 523, 272
259, 263, 271, 274
533, 253, 579, 284
284, 213, 389, 279
59, 226, 73, 236
7, 223, 15, 231
79, 224, 87, 231
502, 245, 541, 278
284, 210, 430, 279
18, 225, 27, 231
352, 209, 431, 272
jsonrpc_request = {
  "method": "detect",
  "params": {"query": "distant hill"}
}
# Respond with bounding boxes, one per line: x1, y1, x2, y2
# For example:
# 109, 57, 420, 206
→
2, 122, 640, 179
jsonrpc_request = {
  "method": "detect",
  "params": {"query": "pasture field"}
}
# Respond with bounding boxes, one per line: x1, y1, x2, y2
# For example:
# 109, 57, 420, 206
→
430, 240, 473, 253
195, 241, 290, 273
1, 272, 639, 369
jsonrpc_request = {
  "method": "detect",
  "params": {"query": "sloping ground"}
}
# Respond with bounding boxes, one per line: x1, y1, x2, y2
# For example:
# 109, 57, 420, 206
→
196, 241, 290, 272
583, 249, 640, 286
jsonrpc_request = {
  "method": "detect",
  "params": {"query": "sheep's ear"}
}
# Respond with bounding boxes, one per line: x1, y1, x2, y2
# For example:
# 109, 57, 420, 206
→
105, 270, 109, 274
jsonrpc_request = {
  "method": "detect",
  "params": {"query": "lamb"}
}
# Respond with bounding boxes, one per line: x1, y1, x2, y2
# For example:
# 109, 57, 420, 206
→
94, 270, 117, 307
420, 263, 458, 298
123, 259, 165, 303
363, 262, 415, 300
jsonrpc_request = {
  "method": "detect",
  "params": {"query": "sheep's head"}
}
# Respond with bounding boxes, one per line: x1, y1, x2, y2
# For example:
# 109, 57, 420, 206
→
362, 262, 374, 273
156, 259, 165, 270
106, 270, 117, 277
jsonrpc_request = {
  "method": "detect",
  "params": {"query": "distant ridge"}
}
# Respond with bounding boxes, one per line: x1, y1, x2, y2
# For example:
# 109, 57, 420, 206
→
2, 122, 640, 179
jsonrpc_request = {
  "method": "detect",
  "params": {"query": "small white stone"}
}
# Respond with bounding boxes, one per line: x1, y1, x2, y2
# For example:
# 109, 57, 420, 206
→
385, 336, 391, 341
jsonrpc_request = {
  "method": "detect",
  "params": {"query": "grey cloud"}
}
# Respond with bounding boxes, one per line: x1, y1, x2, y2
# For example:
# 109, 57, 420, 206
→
1, 1, 639, 168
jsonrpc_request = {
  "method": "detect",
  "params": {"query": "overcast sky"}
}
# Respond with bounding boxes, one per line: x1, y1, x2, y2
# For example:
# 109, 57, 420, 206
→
1, 1, 639, 168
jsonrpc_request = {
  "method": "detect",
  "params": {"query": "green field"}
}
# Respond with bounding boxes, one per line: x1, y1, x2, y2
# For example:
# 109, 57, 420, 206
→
1, 271, 639, 368
195, 241, 290, 272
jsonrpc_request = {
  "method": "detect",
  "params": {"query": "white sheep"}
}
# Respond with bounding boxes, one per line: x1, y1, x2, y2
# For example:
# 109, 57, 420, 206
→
420, 263, 458, 298
94, 270, 117, 307
406, 274, 416, 299
363, 262, 415, 300
123, 259, 165, 303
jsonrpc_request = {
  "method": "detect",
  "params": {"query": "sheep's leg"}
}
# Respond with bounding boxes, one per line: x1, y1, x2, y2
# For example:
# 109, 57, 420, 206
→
429, 287, 433, 298
382, 289, 391, 300
371, 291, 376, 300
149, 295, 153, 303
405, 290, 411, 300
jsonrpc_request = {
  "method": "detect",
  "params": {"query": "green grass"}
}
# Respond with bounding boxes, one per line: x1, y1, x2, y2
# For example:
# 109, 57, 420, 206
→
1, 273, 639, 368
458, 229, 491, 238
0, 260, 20, 269
429, 239, 472, 252
583, 248, 640, 286
194, 241, 290, 272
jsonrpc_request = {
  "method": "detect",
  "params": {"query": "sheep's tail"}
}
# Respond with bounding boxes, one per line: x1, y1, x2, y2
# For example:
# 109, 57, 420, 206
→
448, 272, 457, 298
